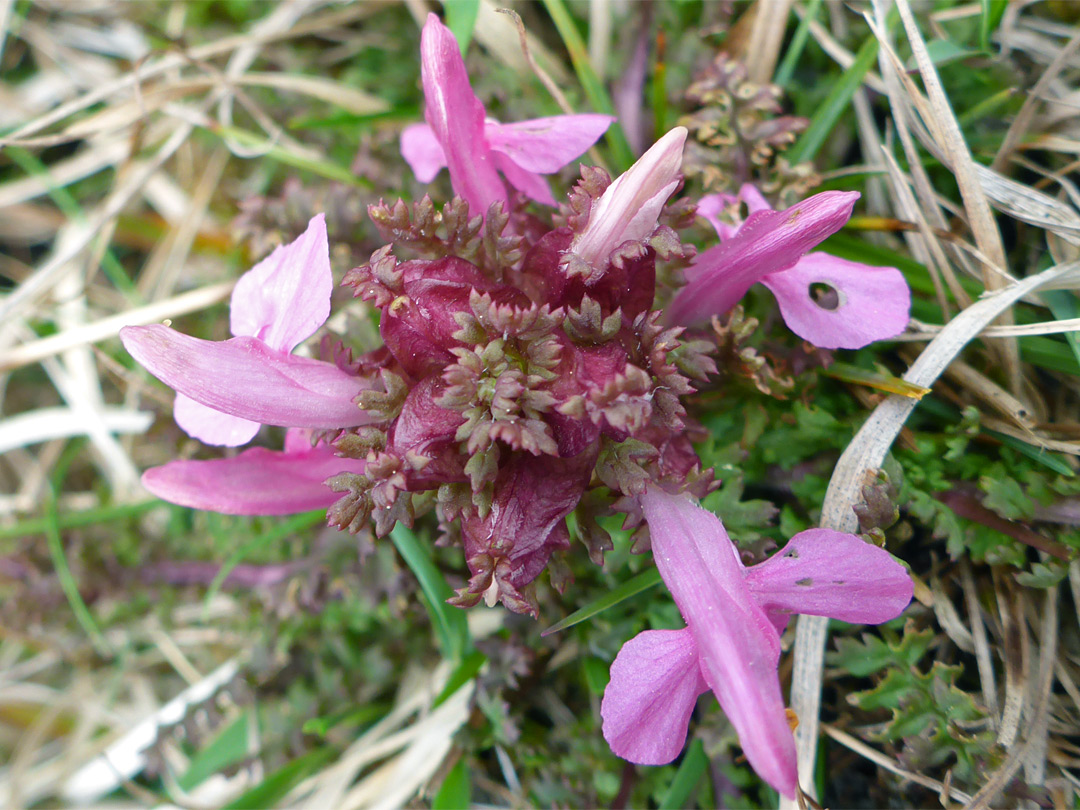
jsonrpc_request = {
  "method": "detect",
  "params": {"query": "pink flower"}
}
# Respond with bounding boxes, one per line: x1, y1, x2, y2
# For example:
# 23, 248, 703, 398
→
401, 13, 613, 215
666, 185, 911, 349
568, 126, 687, 270
120, 215, 374, 435
601, 486, 912, 798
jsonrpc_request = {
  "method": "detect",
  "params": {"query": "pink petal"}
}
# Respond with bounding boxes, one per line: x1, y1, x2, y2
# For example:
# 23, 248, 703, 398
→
492, 151, 556, 206
697, 193, 739, 240
420, 13, 507, 217
744, 528, 913, 625
571, 127, 687, 268
666, 190, 860, 326
400, 122, 447, 183
736, 183, 773, 215
230, 214, 332, 354
121, 325, 371, 429
601, 628, 709, 765
760, 252, 911, 349
142, 443, 365, 515
485, 114, 614, 173
173, 394, 259, 447
641, 488, 798, 798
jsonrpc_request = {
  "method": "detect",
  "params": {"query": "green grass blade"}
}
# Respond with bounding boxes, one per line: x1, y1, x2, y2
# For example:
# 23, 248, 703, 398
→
658, 737, 707, 809
432, 757, 472, 810
45, 486, 112, 658
1039, 290, 1080, 371
541, 0, 635, 171
178, 711, 252, 791
214, 125, 371, 188
788, 35, 879, 165
541, 567, 662, 637
442, 0, 480, 54
985, 430, 1076, 478
224, 748, 337, 809
774, 0, 823, 88
390, 525, 470, 662
202, 509, 329, 618
0, 499, 163, 540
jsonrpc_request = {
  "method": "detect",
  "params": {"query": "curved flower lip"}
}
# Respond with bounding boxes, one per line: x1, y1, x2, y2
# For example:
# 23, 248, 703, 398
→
408, 14, 613, 213
600, 628, 708, 765
761, 252, 912, 349
142, 441, 365, 515
121, 325, 373, 429
570, 126, 687, 268
602, 487, 913, 798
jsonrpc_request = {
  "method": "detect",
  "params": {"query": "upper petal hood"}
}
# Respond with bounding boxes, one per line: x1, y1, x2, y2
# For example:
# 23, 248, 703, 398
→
142, 440, 366, 515
121, 325, 372, 429
420, 13, 507, 216
570, 127, 687, 268
667, 190, 860, 326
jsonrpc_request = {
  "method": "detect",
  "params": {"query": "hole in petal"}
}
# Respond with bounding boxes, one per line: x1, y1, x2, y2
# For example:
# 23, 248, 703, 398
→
809, 282, 840, 311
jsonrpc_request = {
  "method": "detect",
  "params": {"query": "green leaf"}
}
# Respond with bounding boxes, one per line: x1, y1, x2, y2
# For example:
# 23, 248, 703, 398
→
658, 738, 707, 809
178, 711, 251, 792
541, 0, 634, 171
432, 757, 472, 810
980, 0, 1008, 51
774, 0, 823, 88
390, 525, 471, 662
442, 0, 480, 54
541, 567, 663, 636
301, 704, 387, 738
224, 748, 337, 809
434, 650, 487, 707
985, 429, 1076, 478
788, 35, 879, 164
582, 656, 610, 696
910, 38, 982, 68
1040, 290, 1080, 372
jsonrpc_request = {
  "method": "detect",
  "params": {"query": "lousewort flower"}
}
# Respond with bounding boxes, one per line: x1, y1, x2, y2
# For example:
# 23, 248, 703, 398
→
601, 486, 913, 797
667, 184, 911, 348
121, 18, 915, 794
401, 13, 614, 215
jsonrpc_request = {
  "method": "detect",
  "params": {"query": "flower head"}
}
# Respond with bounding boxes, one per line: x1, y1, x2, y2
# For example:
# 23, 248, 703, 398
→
601, 486, 913, 797
668, 185, 911, 349
401, 13, 613, 216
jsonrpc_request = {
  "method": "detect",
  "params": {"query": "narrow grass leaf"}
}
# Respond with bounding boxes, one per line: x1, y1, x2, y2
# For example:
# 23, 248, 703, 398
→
788, 35, 879, 165
434, 649, 487, 708
659, 737, 708, 809
443, 0, 481, 54
985, 429, 1076, 478
224, 747, 337, 810
45, 487, 112, 658
980, 0, 1008, 52
774, 0, 823, 88
823, 361, 931, 399
541, 567, 662, 636
1040, 290, 1080, 370
432, 757, 472, 810
541, 0, 635, 170
202, 509, 328, 618
178, 711, 251, 792
390, 524, 470, 662
0, 500, 162, 540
